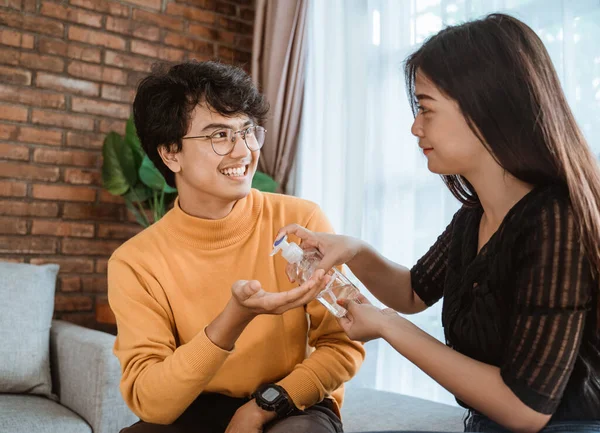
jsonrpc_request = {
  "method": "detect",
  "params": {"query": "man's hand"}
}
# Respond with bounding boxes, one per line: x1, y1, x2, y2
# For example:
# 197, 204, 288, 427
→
224, 399, 276, 433
230, 270, 330, 316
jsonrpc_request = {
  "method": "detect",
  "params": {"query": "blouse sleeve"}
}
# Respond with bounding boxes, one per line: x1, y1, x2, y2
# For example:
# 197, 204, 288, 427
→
500, 197, 593, 414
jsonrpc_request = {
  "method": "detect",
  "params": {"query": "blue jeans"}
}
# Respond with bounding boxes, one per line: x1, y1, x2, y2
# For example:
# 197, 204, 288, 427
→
465, 411, 600, 432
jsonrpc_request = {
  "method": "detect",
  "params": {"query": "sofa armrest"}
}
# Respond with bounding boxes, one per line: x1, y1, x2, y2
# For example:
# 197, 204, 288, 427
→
50, 320, 138, 433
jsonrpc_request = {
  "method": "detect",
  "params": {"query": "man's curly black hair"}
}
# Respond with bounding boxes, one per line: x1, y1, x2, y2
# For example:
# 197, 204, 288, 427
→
133, 60, 270, 187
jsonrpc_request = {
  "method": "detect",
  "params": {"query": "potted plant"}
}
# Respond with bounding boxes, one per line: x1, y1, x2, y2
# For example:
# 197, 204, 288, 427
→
102, 117, 278, 227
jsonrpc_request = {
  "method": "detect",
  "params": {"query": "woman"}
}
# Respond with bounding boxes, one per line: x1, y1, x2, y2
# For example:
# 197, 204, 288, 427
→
277, 13, 600, 433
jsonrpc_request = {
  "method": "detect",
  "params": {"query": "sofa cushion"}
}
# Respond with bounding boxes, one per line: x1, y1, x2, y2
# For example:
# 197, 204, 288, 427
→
0, 262, 59, 397
341, 387, 466, 432
0, 394, 91, 433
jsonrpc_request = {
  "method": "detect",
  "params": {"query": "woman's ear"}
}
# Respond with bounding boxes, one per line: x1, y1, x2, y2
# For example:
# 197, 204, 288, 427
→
158, 144, 181, 174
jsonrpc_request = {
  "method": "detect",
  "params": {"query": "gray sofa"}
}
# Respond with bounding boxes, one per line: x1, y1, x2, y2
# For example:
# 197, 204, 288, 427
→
0, 321, 464, 433
0, 320, 138, 433
342, 387, 465, 432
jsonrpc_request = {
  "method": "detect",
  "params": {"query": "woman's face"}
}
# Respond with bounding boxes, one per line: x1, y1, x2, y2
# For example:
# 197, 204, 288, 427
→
411, 70, 491, 177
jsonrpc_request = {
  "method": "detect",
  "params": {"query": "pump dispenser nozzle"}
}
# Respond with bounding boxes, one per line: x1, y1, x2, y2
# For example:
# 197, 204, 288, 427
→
270, 236, 304, 264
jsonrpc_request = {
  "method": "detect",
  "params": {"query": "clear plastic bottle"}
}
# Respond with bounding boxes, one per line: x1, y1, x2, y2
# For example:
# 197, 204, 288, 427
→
270, 236, 361, 317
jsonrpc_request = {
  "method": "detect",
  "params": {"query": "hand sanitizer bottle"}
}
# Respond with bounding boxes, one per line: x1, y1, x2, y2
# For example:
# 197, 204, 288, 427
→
270, 236, 361, 317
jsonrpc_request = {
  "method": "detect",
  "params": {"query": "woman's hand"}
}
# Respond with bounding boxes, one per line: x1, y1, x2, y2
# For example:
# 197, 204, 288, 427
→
336, 294, 399, 342
275, 224, 365, 273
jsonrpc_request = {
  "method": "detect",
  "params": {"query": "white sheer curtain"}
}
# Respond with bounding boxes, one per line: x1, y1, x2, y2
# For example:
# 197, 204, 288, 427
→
296, 0, 600, 405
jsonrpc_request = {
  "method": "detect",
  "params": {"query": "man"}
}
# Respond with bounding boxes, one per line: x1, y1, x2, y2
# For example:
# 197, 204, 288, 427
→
108, 60, 365, 433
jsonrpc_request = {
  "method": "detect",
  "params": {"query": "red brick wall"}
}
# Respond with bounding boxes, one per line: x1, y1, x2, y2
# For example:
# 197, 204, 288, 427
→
0, 0, 254, 329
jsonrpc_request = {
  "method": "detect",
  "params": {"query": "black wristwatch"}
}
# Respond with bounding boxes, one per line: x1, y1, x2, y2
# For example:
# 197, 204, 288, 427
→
252, 383, 297, 418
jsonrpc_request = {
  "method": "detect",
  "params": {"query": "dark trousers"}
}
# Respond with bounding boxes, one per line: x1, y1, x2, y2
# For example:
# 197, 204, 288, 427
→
121, 393, 343, 433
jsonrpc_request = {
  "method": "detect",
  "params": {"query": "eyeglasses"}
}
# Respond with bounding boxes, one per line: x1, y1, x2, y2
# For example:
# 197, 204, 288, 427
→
181, 125, 267, 156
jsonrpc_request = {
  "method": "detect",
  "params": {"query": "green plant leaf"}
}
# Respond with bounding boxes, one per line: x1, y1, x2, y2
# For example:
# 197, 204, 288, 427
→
102, 132, 137, 196
252, 171, 278, 192
139, 155, 177, 193
125, 116, 145, 169
125, 199, 150, 228
124, 183, 152, 203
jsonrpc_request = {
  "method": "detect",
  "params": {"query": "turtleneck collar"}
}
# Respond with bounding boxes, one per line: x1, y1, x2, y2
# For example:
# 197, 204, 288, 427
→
160, 189, 263, 250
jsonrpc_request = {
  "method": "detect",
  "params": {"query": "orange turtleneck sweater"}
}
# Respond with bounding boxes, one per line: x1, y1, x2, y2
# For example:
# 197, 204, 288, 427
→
108, 189, 365, 424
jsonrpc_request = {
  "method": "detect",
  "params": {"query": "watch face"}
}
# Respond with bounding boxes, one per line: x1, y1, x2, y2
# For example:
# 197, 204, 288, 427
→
262, 387, 281, 403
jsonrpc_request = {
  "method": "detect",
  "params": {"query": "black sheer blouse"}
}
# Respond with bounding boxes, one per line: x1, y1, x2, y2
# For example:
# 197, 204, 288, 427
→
411, 185, 600, 420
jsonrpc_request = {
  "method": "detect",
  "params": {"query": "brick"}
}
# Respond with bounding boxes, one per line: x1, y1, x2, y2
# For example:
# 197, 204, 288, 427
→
235, 35, 252, 52
0, 84, 65, 109
69, 0, 129, 17
166, 3, 215, 24
0, 236, 58, 254
105, 17, 160, 42
0, 65, 31, 85
123, 0, 161, 10
0, 103, 28, 122
32, 109, 95, 131
101, 84, 135, 103
133, 9, 183, 31
0, 29, 34, 49
0, 10, 64, 38
33, 148, 99, 168
31, 219, 95, 237
130, 40, 185, 62
99, 189, 124, 204
95, 258, 108, 273
216, 1, 236, 16
163, 33, 213, 55
81, 275, 107, 292
174, 0, 216, 7
218, 17, 252, 34
188, 24, 219, 40
64, 168, 102, 186
0, 256, 25, 263
98, 223, 141, 239
54, 294, 93, 312
22, 0, 36, 12
31, 257, 95, 273
71, 97, 130, 120
225, 0, 253, 5
19, 51, 64, 73
99, 118, 126, 134
68, 26, 126, 51
104, 50, 154, 72
32, 184, 97, 202
0, 199, 59, 217
36, 72, 100, 97
0, 161, 60, 181
16, 125, 63, 146
0, 142, 29, 160
0, 46, 19, 65
66, 132, 104, 150
0, 180, 26, 197
0, 123, 17, 140
0, 217, 27, 234
40, 2, 103, 28
63, 202, 123, 221
126, 70, 148, 87
39, 38, 102, 63
59, 275, 81, 292
62, 238, 121, 255
217, 46, 251, 65
239, 7, 255, 22
3, 0, 24, 11
67, 61, 127, 85
54, 312, 97, 328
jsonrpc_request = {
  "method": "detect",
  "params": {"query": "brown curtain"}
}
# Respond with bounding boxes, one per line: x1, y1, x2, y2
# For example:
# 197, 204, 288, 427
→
252, 0, 308, 194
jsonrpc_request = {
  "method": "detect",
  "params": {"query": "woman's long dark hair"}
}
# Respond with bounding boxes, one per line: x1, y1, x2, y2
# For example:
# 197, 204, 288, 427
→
405, 13, 600, 317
